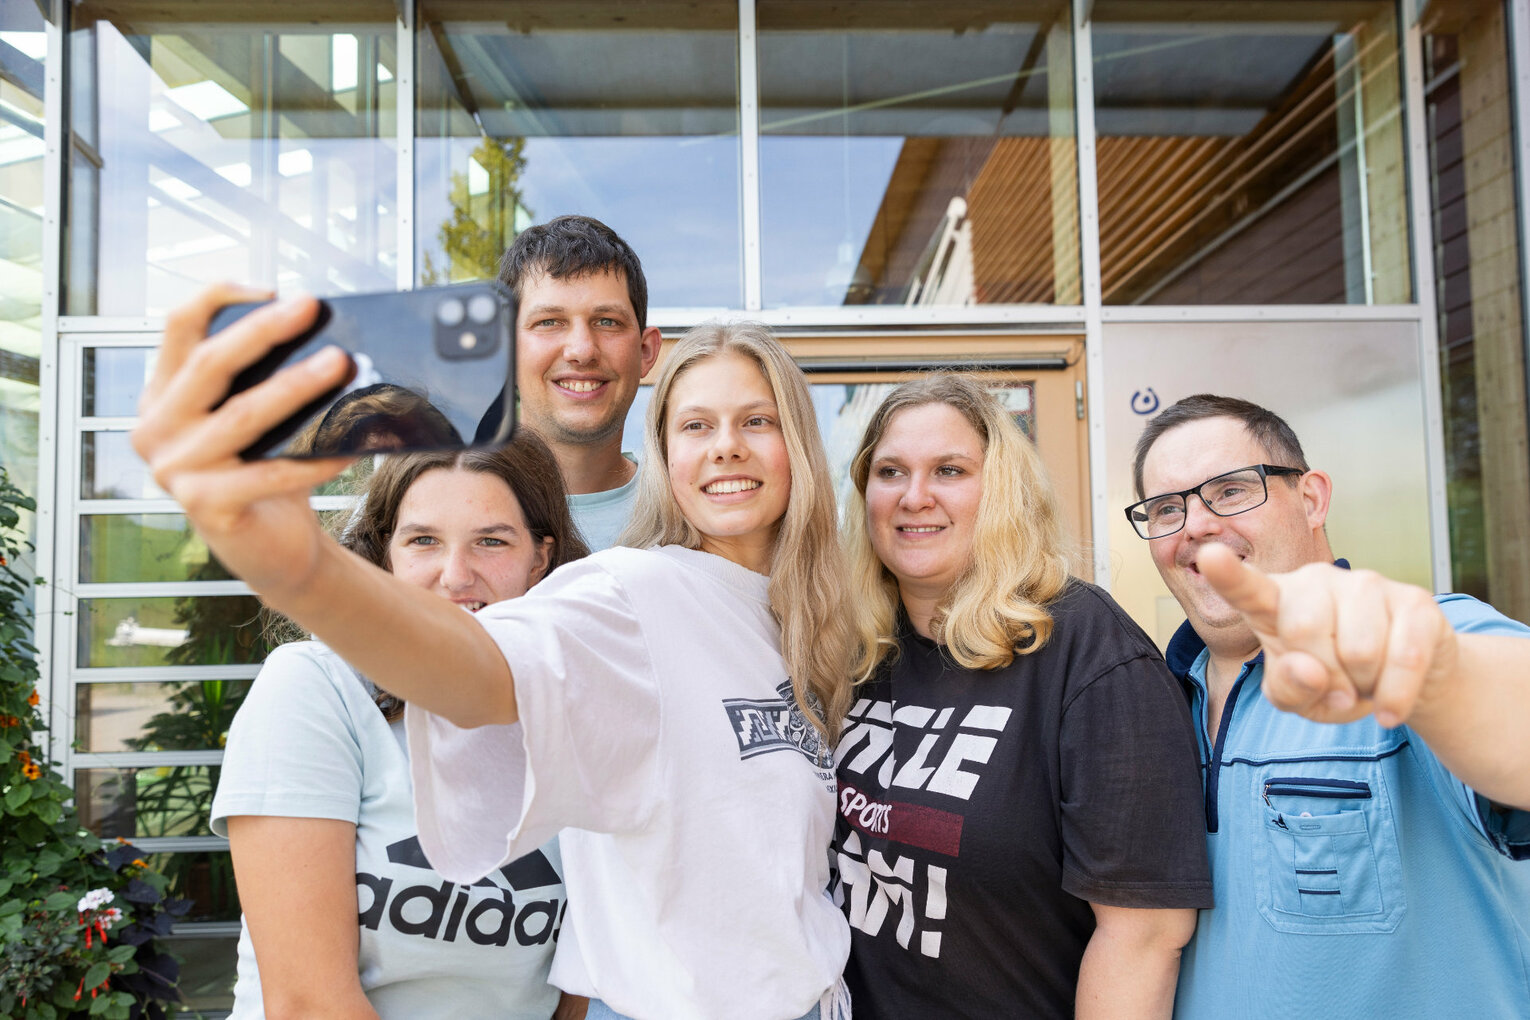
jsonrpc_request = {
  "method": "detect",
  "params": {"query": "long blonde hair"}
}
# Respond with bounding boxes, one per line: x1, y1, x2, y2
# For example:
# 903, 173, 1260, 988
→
844, 375, 1071, 679
617, 322, 854, 742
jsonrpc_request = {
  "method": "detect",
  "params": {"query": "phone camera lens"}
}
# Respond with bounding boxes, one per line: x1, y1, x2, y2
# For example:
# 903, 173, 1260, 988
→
459, 331, 479, 351
466, 293, 498, 325
437, 298, 466, 327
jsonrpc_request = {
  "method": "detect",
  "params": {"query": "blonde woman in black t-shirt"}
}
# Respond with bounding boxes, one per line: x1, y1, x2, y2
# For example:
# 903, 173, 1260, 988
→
832, 374, 1212, 1019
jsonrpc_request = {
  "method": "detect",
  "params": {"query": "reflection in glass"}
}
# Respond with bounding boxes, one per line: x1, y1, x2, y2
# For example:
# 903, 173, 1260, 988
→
1423, 9, 1530, 623
78, 596, 269, 668
145, 851, 240, 923
83, 348, 154, 417
1091, 3, 1410, 304
75, 680, 252, 752
81, 430, 165, 499
76, 765, 218, 839
757, 2, 1079, 307
415, 1, 741, 306
80, 514, 229, 583
66, 4, 398, 315
160, 935, 236, 1014
0, 2, 45, 561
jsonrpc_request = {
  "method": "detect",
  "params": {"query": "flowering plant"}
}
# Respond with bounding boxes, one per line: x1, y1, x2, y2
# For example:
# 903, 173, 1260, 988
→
0, 465, 189, 1018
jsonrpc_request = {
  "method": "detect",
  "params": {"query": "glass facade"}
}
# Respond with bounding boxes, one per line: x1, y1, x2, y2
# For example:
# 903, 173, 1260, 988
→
66, 2, 399, 315
0, 0, 44, 571
415, 1, 742, 306
1422, 1, 1530, 624
757, 2, 1079, 306
1091, 1, 1411, 304
9, 1, 1530, 1013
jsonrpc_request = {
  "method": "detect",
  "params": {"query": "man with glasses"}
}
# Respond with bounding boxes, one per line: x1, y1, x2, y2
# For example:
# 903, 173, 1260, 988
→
1127, 393, 1530, 1018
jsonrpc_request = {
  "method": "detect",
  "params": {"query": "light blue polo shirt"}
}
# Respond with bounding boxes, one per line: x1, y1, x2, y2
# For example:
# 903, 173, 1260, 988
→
1167, 591, 1530, 1019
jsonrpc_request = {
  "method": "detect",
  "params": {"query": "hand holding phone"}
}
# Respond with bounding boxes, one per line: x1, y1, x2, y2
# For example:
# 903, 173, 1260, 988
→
209, 282, 517, 459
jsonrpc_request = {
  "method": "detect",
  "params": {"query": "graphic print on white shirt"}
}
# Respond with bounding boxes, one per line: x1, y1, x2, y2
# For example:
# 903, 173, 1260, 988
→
724, 678, 835, 779
832, 695, 1012, 959
357, 835, 566, 948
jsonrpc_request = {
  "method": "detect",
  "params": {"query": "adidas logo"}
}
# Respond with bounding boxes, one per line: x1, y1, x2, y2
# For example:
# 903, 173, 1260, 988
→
357, 836, 566, 946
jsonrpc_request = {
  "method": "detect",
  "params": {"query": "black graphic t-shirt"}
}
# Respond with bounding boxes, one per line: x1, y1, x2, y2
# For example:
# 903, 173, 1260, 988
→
831, 580, 1212, 1019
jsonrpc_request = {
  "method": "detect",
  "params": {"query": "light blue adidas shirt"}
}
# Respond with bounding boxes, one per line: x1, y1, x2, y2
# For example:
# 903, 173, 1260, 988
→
1168, 590, 1530, 1019
567, 460, 639, 553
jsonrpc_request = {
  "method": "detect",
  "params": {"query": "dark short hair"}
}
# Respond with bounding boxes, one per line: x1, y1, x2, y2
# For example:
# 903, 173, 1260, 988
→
1132, 394, 1311, 499
497, 215, 650, 328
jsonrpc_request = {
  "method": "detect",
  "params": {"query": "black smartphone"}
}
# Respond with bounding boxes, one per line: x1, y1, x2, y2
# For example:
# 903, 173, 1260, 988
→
208, 282, 515, 460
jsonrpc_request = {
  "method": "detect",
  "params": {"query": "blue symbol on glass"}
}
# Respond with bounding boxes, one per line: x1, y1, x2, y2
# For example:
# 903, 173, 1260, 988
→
1131, 388, 1160, 415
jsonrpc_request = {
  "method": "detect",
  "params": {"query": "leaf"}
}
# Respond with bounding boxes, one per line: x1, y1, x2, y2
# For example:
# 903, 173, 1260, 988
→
82, 960, 112, 991
4, 782, 30, 809
107, 943, 138, 964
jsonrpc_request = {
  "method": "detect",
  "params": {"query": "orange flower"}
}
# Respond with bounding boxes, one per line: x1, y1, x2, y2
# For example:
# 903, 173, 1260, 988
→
0, 714, 17, 728
15, 749, 30, 767
27, 689, 39, 706
130, 859, 147, 869
22, 762, 40, 780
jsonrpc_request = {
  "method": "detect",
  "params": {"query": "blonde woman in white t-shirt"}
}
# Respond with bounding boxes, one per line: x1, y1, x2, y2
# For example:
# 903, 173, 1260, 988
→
133, 287, 855, 1020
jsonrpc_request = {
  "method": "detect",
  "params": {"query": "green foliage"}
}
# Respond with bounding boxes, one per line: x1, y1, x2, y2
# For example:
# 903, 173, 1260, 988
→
420, 136, 531, 284
0, 465, 189, 1019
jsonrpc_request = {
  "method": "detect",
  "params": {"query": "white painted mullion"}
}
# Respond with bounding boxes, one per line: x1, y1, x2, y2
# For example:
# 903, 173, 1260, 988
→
396, 0, 415, 290
739, 0, 764, 311
1073, 0, 1110, 589
39, 6, 67, 778
1401, 13, 1451, 593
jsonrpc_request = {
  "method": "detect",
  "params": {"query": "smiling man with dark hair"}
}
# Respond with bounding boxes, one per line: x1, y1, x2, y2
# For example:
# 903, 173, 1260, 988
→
1129, 393, 1530, 1018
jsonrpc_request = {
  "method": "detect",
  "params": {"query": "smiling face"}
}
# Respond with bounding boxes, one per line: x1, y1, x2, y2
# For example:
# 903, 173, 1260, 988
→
664, 351, 792, 573
514, 268, 661, 451
1138, 415, 1330, 651
865, 402, 986, 605
386, 467, 553, 610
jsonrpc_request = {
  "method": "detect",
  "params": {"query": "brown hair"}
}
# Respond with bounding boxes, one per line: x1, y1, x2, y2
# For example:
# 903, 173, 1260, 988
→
343, 432, 588, 719
1132, 393, 1310, 500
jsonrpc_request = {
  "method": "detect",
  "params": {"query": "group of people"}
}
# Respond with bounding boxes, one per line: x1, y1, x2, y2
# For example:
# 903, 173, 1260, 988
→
129, 216, 1530, 1019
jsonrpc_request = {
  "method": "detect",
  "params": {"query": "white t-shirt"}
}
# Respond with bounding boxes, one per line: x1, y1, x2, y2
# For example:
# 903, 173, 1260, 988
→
566, 464, 638, 552
211, 642, 565, 1019
407, 545, 850, 1020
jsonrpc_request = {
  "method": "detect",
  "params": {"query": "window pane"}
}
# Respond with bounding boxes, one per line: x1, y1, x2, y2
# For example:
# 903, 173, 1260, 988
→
1423, 8, 1530, 623
81, 514, 230, 583
66, 3, 399, 315
757, 2, 1079, 307
162, 935, 236, 1015
0, 2, 46, 561
144, 850, 241, 923
1091, 1, 1410, 304
415, 1, 741, 306
76, 765, 219, 838
83, 347, 154, 417
78, 596, 270, 668
76, 680, 252, 752
81, 430, 164, 499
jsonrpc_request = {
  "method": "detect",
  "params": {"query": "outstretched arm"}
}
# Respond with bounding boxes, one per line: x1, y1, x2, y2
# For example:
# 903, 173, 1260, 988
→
1198, 545, 1530, 810
132, 285, 516, 726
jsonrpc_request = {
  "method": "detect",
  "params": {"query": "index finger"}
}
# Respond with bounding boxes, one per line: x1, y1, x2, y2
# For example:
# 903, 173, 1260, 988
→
1199, 543, 1281, 633
151, 283, 276, 397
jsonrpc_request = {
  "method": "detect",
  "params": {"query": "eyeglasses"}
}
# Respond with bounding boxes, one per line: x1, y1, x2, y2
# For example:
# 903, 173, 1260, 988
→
1124, 464, 1305, 540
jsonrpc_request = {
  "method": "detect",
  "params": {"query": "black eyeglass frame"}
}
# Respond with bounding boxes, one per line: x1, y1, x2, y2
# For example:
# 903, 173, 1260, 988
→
1124, 463, 1306, 540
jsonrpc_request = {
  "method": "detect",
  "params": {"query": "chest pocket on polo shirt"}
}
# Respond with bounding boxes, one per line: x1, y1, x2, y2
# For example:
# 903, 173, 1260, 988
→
1255, 773, 1406, 934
